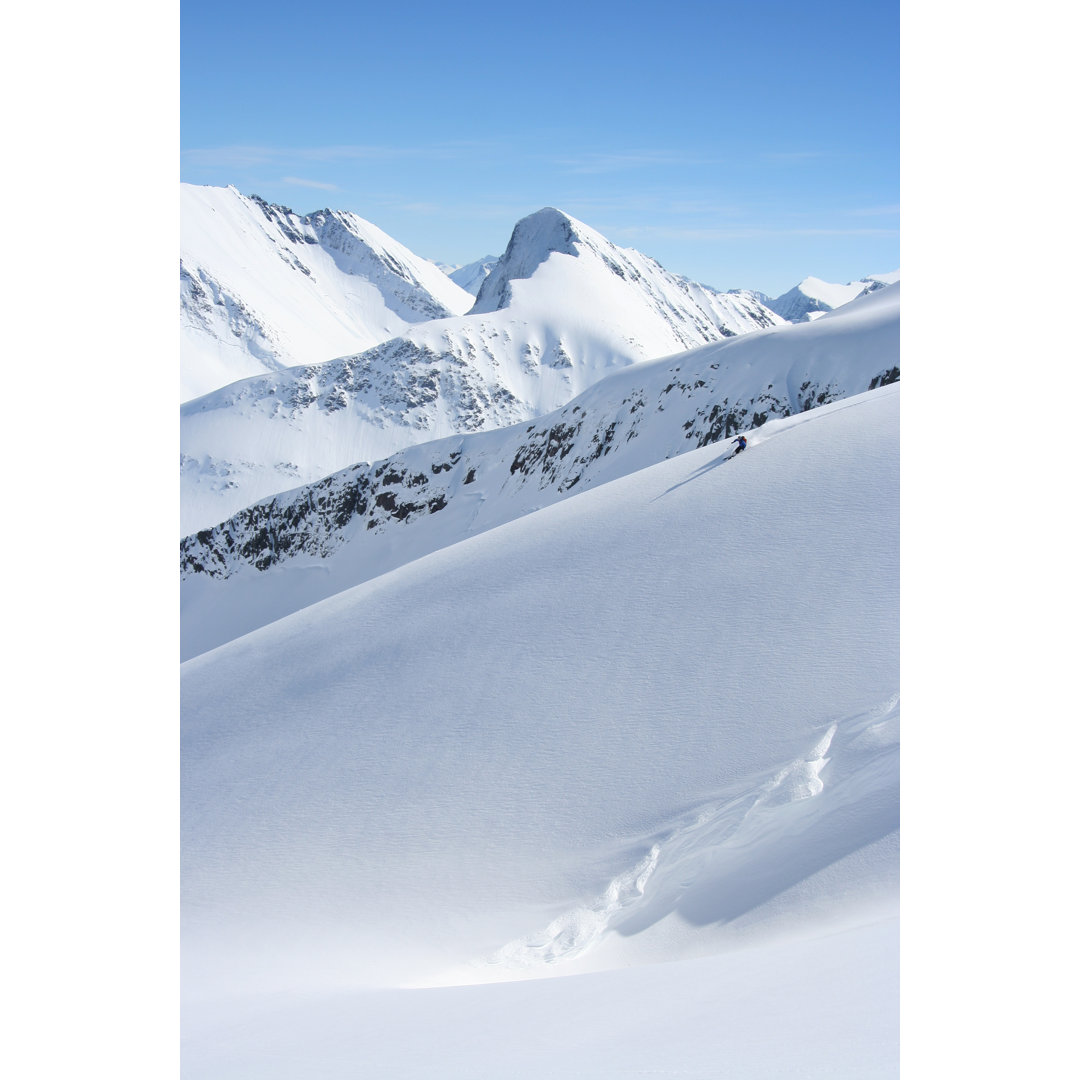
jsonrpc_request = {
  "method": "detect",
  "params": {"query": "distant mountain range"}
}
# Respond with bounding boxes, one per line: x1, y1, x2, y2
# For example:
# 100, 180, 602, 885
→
181, 185, 898, 405
181, 283, 898, 659
764, 271, 900, 323
180, 196, 786, 534
180, 185, 900, 1070
446, 255, 501, 295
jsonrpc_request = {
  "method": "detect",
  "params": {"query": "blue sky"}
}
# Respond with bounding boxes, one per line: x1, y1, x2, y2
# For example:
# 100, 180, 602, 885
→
181, 0, 898, 296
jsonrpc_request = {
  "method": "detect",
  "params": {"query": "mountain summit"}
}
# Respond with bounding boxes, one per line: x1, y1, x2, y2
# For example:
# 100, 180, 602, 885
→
180, 185, 474, 400
765, 270, 900, 323
180, 190, 899, 1074
470, 208, 582, 313
180, 198, 782, 534
447, 255, 500, 296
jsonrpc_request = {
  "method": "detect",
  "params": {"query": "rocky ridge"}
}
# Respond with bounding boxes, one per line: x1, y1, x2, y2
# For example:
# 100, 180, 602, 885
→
180, 206, 785, 534
181, 285, 899, 658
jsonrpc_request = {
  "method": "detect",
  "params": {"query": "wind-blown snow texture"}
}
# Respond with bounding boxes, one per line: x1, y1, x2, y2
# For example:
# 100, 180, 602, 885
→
180, 184, 475, 401
180, 204, 782, 534
181, 284, 897, 658
182, 381, 899, 1076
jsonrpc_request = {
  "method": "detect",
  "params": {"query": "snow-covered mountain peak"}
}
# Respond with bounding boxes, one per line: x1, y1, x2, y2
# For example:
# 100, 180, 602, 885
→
180, 195, 784, 532
817, 279, 899, 320
180, 184, 474, 400
765, 269, 901, 323
180, 286, 898, 654
470, 207, 584, 314
227, 191, 472, 316
447, 255, 501, 296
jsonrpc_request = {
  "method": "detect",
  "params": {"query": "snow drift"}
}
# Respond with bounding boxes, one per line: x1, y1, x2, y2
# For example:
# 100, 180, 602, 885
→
182, 382, 898, 1014
180, 195, 899, 1078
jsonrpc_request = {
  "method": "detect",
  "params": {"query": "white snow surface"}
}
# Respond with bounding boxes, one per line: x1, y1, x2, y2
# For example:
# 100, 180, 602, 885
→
180, 206, 782, 535
795, 275, 870, 310
182, 380, 899, 1073
447, 254, 500, 295
181, 283, 899, 658
180, 184, 475, 401
185, 917, 898, 1079
766, 268, 900, 323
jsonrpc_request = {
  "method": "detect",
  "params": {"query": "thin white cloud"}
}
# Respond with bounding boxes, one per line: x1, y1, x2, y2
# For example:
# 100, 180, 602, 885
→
762, 151, 827, 162
181, 143, 474, 169
551, 150, 711, 175
387, 200, 529, 222
566, 194, 747, 219
849, 204, 901, 217
281, 176, 339, 191
611, 224, 899, 241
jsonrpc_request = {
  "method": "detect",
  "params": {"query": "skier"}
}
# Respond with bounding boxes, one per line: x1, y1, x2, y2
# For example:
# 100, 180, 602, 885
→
731, 434, 748, 456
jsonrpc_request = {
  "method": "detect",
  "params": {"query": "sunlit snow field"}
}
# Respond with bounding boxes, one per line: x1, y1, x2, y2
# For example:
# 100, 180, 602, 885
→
182, 382, 899, 1077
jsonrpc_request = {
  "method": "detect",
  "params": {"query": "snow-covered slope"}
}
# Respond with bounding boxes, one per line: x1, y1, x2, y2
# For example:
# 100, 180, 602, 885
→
182, 382, 899, 1073
180, 184, 475, 401
180, 206, 783, 534
448, 254, 500, 295
180, 284, 898, 658
766, 269, 900, 322
185, 918, 898, 1079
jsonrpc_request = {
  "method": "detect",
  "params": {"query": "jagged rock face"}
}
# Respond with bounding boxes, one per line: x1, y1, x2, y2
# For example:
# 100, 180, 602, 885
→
180, 184, 475, 401
284, 340, 526, 432
180, 260, 284, 370
294, 205, 465, 323
180, 203, 785, 535
470, 208, 780, 349
470, 209, 581, 314
181, 368, 864, 582
180, 286, 899, 633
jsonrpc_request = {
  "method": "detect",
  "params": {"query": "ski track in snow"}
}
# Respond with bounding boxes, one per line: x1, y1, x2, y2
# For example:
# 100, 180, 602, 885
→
486, 694, 898, 972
